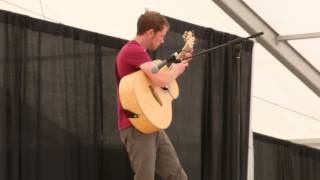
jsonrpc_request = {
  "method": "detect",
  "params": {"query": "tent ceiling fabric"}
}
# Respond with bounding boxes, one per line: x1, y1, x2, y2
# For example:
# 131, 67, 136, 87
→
244, 0, 320, 71
212, 0, 320, 98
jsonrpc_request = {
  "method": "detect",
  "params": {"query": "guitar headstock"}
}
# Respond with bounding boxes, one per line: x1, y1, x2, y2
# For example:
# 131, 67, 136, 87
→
182, 31, 195, 50
176, 31, 195, 60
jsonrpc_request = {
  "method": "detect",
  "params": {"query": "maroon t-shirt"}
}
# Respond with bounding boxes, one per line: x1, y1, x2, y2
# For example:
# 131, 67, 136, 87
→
115, 40, 152, 130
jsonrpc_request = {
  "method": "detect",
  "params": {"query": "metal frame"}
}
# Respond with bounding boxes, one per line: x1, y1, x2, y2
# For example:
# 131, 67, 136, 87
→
277, 32, 320, 41
212, 0, 320, 97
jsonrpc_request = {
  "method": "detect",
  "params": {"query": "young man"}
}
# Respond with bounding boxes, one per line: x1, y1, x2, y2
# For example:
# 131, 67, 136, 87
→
115, 11, 190, 180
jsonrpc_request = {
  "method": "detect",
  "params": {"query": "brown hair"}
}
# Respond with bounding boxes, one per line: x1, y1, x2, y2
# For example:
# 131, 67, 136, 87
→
137, 11, 170, 35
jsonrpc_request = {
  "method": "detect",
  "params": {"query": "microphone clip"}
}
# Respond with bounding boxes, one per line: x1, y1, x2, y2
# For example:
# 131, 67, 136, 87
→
151, 52, 179, 74
167, 52, 180, 64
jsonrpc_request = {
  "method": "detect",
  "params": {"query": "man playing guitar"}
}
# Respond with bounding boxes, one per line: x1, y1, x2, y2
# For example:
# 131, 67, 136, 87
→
115, 11, 192, 180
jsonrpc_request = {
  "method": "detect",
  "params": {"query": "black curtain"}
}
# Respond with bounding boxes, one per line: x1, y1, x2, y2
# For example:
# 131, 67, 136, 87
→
0, 10, 253, 180
153, 18, 254, 180
254, 133, 320, 180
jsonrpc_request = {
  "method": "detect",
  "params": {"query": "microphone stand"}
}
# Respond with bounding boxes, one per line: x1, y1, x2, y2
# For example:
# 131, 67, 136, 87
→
152, 32, 263, 72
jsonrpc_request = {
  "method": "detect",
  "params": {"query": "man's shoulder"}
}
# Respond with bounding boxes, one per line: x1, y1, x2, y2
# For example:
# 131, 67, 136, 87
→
119, 41, 145, 57
124, 40, 144, 52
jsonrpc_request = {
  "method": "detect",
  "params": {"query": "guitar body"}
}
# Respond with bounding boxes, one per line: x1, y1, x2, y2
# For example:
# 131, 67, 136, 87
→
119, 60, 179, 134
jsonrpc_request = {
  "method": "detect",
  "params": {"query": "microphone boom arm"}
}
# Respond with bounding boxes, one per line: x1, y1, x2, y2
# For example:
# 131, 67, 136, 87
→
152, 32, 263, 73
181, 32, 263, 61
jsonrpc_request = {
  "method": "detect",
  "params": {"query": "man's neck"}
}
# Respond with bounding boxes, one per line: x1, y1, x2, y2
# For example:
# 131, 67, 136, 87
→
134, 35, 148, 49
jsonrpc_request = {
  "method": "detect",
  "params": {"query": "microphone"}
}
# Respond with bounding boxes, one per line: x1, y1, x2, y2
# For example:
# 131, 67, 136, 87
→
151, 52, 178, 73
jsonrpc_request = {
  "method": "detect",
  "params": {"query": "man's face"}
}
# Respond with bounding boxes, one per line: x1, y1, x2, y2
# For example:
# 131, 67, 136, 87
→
147, 26, 168, 50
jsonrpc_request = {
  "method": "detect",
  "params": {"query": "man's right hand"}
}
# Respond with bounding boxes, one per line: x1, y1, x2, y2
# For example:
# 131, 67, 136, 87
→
172, 60, 189, 75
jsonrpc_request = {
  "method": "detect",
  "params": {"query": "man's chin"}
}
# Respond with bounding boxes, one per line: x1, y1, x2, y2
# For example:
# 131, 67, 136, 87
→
153, 45, 160, 50
149, 47, 158, 51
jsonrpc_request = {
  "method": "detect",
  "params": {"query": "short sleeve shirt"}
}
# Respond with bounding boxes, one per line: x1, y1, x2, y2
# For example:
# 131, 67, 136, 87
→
115, 40, 152, 129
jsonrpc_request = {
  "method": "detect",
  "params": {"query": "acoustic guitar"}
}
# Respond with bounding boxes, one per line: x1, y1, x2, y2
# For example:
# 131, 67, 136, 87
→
119, 31, 195, 134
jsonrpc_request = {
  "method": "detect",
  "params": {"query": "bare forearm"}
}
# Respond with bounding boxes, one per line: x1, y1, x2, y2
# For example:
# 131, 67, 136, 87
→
140, 61, 188, 87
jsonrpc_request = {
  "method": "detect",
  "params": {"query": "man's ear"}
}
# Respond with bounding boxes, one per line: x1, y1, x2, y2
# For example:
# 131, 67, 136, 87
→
146, 29, 155, 38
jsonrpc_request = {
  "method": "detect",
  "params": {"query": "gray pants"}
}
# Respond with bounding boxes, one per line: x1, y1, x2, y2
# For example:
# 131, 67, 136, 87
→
120, 127, 187, 180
